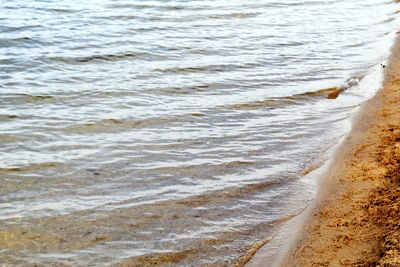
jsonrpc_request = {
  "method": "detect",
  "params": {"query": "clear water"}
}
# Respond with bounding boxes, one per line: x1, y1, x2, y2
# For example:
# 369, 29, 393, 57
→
1, 0, 399, 266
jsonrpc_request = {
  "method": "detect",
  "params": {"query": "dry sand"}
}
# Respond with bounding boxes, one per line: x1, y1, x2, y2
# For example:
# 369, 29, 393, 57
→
281, 39, 400, 266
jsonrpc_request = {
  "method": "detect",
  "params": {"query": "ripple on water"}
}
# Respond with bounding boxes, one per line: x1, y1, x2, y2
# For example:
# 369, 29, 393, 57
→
1, 0, 399, 265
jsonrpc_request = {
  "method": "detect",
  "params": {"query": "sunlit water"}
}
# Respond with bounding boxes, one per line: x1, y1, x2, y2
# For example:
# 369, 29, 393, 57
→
1, 0, 400, 266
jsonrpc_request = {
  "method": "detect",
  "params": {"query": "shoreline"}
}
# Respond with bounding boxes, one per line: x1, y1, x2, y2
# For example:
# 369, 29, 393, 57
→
277, 36, 400, 265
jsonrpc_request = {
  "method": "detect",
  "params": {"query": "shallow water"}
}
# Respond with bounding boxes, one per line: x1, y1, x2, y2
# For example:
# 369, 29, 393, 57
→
1, 0, 400, 266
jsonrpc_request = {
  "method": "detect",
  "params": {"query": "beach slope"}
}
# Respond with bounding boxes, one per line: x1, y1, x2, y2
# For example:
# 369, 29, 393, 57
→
283, 40, 400, 266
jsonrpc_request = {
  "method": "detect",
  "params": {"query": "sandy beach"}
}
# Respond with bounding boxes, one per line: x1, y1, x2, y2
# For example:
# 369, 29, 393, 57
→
281, 37, 400, 266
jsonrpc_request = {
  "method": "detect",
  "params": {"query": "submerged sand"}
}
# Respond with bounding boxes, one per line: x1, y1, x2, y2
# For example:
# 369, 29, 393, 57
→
281, 39, 400, 266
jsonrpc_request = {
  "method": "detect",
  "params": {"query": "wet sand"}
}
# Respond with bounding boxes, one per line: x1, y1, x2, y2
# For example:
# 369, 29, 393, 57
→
280, 38, 400, 266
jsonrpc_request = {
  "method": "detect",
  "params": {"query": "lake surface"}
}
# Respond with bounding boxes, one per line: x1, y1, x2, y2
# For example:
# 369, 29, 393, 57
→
1, 0, 400, 266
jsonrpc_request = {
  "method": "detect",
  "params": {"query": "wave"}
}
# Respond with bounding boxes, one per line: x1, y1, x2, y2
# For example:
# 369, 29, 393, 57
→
293, 87, 345, 99
3, 94, 56, 104
0, 37, 42, 48
106, 3, 206, 11
176, 180, 280, 207
0, 162, 64, 173
59, 83, 356, 135
156, 63, 258, 74
64, 117, 178, 134
35, 7, 82, 13
0, 134, 23, 143
225, 73, 365, 111
227, 98, 299, 111
158, 85, 211, 95
0, 25, 41, 34
224, 87, 344, 111
49, 51, 143, 64
0, 114, 19, 120
206, 12, 261, 20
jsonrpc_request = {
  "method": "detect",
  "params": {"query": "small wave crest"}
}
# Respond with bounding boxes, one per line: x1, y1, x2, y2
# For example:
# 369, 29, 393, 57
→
225, 87, 344, 111
226, 74, 364, 111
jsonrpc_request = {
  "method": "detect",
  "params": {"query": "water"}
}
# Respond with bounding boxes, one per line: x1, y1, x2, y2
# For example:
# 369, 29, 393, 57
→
1, 0, 400, 266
